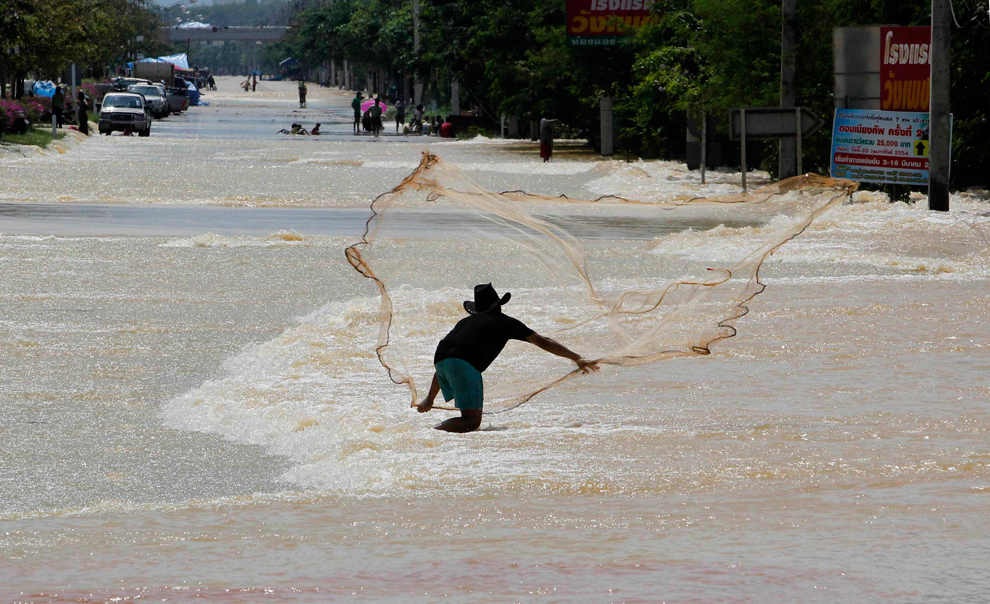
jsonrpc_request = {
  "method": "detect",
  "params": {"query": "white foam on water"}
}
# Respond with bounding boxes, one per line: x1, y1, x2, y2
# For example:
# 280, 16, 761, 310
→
647, 195, 990, 278
159, 286, 669, 497
584, 159, 767, 201
161, 231, 311, 248
360, 159, 597, 175
160, 292, 472, 494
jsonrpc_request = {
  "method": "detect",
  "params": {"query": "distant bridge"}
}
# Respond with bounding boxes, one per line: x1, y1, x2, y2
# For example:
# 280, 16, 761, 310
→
164, 26, 289, 43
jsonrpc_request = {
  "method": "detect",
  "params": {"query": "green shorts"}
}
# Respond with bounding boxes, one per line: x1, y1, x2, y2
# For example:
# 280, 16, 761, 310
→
435, 358, 484, 410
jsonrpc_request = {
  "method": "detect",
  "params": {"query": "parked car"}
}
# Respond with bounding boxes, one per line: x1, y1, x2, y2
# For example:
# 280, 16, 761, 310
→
128, 84, 169, 119
166, 86, 190, 114
110, 77, 153, 92
98, 92, 151, 136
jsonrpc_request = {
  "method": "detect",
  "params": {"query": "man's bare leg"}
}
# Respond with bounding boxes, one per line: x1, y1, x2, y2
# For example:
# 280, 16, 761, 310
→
435, 409, 482, 433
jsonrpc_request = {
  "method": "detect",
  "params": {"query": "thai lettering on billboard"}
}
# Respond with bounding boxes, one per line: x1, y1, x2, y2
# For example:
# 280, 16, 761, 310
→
566, 0, 657, 47
880, 26, 931, 112
830, 108, 932, 186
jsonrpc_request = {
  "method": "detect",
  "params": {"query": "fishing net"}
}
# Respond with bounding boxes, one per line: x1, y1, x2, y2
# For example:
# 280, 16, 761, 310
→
346, 152, 857, 413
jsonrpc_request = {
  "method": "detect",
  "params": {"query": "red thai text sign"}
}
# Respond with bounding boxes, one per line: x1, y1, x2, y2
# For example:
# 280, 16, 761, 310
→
566, 0, 657, 46
880, 26, 931, 112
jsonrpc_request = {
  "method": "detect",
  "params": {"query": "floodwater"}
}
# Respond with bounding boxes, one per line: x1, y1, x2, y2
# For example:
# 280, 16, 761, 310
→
2, 78, 990, 603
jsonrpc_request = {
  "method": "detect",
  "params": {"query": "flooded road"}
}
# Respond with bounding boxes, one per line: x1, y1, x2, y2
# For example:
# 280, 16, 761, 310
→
0, 202, 758, 239
2, 77, 990, 603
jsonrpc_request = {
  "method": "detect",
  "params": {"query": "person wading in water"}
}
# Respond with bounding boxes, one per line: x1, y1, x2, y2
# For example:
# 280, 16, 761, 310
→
417, 284, 599, 432
352, 91, 363, 134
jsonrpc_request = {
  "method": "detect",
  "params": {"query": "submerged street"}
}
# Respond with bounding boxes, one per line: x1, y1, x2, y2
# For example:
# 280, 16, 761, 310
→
1, 78, 989, 603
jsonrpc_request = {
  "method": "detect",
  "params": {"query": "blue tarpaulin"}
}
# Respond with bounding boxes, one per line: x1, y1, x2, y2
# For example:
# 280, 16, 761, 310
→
158, 54, 190, 69
186, 81, 201, 106
32, 81, 56, 98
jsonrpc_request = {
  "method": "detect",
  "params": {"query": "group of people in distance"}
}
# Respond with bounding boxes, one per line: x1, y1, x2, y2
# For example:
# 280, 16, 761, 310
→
351, 91, 387, 137
351, 91, 455, 138
277, 122, 321, 136
273, 87, 461, 138
50, 86, 92, 135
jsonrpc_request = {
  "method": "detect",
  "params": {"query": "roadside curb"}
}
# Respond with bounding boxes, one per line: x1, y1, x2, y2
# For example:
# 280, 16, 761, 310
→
0, 123, 95, 159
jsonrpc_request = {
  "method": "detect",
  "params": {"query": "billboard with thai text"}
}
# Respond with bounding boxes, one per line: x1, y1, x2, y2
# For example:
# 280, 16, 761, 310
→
830, 108, 931, 186
880, 26, 931, 112
566, 0, 657, 47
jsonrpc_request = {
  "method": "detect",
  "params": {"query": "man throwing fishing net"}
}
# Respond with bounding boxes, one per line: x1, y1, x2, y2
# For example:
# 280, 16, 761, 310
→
417, 283, 599, 432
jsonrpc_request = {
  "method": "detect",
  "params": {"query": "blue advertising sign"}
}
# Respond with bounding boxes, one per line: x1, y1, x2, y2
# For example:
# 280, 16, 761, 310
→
830, 108, 931, 186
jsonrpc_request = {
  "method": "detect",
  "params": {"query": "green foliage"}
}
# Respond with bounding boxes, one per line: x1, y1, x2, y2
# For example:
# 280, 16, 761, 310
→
0, 0, 168, 85
281, 0, 414, 80
284, 0, 988, 188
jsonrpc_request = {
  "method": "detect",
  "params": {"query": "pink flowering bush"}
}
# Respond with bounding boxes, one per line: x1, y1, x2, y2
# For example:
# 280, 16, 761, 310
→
30, 96, 52, 121
22, 101, 45, 122
0, 98, 57, 135
0, 100, 25, 130
31, 96, 52, 111
0, 102, 12, 132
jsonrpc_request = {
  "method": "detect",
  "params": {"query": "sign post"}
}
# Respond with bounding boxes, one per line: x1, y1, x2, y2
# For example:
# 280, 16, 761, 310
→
795, 107, 803, 175
730, 107, 823, 189
740, 109, 747, 192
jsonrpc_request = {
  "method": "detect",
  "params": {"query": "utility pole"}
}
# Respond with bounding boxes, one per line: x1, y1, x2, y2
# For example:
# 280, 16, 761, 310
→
929, 0, 951, 211
701, 110, 707, 185
779, 0, 797, 179
413, 0, 422, 105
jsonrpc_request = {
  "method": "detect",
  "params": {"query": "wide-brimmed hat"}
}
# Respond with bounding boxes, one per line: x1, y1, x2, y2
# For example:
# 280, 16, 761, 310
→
464, 283, 510, 315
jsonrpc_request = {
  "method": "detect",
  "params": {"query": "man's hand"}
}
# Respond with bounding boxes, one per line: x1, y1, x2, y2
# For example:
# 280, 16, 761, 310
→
576, 359, 600, 374
418, 373, 441, 413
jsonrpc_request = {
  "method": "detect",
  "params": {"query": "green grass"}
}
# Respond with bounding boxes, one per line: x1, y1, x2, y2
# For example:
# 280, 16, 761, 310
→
1, 128, 66, 147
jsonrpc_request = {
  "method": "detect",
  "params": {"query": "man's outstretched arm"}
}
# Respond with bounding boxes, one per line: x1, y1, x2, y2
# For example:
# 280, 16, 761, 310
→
417, 373, 441, 413
526, 334, 599, 373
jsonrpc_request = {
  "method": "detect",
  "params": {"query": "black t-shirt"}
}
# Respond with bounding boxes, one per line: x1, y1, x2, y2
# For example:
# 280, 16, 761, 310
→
434, 311, 535, 372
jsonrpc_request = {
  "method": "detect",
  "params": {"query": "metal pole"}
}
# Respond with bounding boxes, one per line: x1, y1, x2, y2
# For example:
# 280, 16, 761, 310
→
600, 96, 613, 156
413, 0, 422, 105
700, 110, 707, 185
70, 64, 77, 110
740, 108, 748, 192
51, 113, 57, 138
779, 0, 797, 179
929, 0, 951, 211
795, 107, 802, 176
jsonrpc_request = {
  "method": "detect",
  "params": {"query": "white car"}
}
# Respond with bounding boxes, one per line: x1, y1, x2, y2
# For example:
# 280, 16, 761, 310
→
128, 84, 169, 119
98, 92, 151, 137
